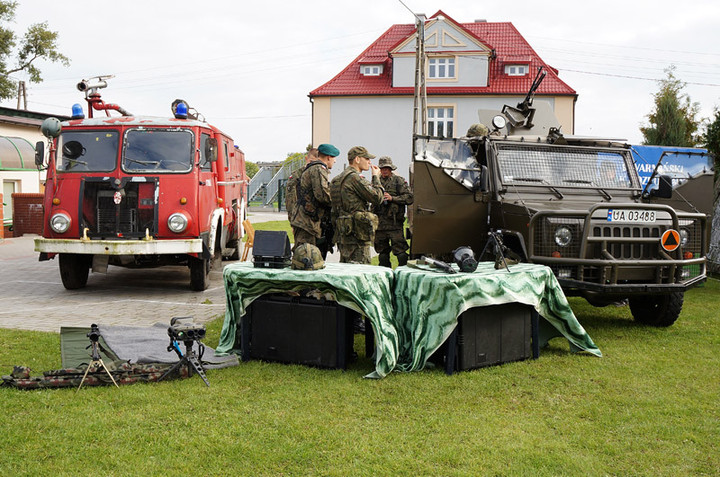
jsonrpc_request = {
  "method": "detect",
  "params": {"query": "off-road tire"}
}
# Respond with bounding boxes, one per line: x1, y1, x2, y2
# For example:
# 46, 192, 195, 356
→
58, 253, 90, 290
628, 292, 684, 327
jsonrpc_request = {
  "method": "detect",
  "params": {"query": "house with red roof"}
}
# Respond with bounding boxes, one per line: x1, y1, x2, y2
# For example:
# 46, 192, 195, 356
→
309, 11, 577, 176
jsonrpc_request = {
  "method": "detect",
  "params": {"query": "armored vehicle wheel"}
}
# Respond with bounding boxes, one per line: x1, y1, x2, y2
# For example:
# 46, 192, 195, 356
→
628, 292, 684, 327
189, 256, 210, 291
59, 253, 90, 290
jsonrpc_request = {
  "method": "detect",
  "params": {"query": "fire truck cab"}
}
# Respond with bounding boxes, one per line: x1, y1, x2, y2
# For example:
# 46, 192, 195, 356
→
34, 76, 248, 291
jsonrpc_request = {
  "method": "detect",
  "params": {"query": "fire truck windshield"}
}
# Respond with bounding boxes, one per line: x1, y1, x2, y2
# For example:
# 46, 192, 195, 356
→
122, 129, 194, 173
57, 131, 119, 172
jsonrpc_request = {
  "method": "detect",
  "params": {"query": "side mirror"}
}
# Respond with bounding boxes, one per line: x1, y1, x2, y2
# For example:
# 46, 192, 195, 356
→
205, 138, 218, 163
35, 141, 45, 167
651, 174, 673, 199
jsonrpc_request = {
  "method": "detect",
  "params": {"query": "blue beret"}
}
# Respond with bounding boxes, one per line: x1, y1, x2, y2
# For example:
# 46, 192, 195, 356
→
318, 143, 340, 157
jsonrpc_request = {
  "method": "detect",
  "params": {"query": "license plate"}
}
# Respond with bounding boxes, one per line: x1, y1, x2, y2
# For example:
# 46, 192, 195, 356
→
607, 209, 656, 223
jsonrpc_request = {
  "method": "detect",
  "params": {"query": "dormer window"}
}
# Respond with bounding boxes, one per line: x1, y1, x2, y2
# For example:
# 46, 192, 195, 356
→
429, 57, 456, 79
505, 64, 528, 76
361, 65, 383, 76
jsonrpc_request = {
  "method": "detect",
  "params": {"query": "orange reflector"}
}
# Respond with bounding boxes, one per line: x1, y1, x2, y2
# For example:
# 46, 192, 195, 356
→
551, 251, 562, 258
52, 197, 60, 205
683, 251, 694, 260
217, 198, 224, 205
180, 197, 187, 205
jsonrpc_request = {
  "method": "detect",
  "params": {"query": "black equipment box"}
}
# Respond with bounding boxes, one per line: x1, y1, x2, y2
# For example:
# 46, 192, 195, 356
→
240, 294, 354, 369
252, 230, 291, 268
433, 302, 539, 375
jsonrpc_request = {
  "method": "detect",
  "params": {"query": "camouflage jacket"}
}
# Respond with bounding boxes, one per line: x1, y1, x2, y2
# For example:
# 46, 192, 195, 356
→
330, 168, 384, 243
373, 173, 413, 231
290, 161, 331, 237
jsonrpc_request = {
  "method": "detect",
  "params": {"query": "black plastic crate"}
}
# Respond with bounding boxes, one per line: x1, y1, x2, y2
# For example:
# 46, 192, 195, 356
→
433, 302, 539, 375
240, 294, 354, 369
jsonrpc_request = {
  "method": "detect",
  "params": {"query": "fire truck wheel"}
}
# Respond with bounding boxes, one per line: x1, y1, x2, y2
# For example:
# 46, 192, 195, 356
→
628, 292, 684, 327
59, 253, 90, 290
189, 256, 210, 291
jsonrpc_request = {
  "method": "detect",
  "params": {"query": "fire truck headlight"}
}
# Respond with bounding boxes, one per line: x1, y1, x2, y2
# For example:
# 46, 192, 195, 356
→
50, 213, 71, 234
554, 225, 572, 247
167, 213, 188, 233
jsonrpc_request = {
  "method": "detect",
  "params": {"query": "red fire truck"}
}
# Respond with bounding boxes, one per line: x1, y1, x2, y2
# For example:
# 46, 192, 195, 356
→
34, 76, 248, 291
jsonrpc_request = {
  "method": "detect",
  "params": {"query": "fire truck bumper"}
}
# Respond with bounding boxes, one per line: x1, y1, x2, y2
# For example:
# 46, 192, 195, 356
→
34, 238, 204, 255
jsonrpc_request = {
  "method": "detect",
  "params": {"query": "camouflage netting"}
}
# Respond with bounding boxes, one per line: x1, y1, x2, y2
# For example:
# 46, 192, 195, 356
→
1, 360, 187, 390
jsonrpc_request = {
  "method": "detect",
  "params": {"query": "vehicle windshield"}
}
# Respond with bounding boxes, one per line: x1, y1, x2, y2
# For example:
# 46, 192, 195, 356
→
414, 137, 480, 190
643, 151, 714, 194
57, 130, 119, 172
495, 143, 636, 190
122, 129, 193, 173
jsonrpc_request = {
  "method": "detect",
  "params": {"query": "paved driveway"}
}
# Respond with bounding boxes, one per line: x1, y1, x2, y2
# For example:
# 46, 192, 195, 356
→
0, 210, 288, 332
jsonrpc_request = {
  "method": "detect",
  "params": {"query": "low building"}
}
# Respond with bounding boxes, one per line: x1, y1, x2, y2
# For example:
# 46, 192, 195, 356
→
309, 10, 577, 176
0, 106, 68, 236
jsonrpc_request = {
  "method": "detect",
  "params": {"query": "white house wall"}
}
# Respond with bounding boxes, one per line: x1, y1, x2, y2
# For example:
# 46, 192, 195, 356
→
392, 55, 489, 88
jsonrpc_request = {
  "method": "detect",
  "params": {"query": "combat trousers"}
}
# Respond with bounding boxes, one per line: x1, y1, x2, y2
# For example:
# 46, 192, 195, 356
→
374, 228, 409, 267
338, 241, 372, 264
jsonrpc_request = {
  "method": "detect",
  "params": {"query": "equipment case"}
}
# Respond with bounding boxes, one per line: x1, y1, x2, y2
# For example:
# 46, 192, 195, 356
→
435, 302, 539, 375
240, 294, 354, 369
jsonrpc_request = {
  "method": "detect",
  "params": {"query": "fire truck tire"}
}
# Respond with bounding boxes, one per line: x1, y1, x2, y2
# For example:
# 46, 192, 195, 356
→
189, 256, 210, 291
59, 253, 90, 290
628, 292, 684, 327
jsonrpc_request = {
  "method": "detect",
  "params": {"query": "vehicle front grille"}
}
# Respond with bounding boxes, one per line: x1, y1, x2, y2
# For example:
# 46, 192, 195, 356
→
590, 224, 662, 260
81, 179, 157, 239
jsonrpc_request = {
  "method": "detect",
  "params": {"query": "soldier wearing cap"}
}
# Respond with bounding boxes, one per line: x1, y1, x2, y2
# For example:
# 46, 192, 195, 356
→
330, 146, 384, 264
372, 156, 413, 267
290, 143, 339, 258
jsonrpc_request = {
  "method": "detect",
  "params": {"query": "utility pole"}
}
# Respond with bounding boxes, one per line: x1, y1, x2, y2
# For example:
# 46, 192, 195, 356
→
16, 81, 27, 110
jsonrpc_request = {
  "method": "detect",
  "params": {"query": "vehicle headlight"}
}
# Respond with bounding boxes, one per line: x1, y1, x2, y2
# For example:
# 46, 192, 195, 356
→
167, 213, 188, 233
50, 212, 71, 234
554, 226, 572, 247
679, 228, 689, 246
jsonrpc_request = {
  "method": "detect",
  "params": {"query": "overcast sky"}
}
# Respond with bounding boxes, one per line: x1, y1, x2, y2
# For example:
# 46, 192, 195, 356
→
2, 0, 719, 163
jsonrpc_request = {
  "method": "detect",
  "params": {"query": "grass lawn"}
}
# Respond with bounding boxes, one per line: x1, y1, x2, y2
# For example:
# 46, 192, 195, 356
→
1, 231, 718, 475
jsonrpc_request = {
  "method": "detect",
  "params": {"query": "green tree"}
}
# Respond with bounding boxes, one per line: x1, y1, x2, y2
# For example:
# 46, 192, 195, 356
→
245, 161, 259, 179
641, 66, 701, 147
702, 108, 720, 176
0, 1, 69, 101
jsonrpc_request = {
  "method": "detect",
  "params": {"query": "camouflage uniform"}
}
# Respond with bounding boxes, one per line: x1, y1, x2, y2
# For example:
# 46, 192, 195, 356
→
330, 168, 384, 264
285, 167, 303, 222
290, 161, 331, 254
373, 171, 413, 267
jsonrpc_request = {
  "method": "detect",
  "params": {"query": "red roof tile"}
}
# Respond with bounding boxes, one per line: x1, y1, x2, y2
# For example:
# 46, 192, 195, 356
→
309, 13, 575, 98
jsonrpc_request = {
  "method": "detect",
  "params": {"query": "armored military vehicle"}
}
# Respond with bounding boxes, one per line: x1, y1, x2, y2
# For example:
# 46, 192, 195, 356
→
411, 71, 711, 326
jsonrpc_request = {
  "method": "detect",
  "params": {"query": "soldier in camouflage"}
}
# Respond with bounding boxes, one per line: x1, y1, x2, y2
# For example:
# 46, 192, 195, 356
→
330, 146, 384, 264
285, 147, 318, 222
372, 156, 413, 267
290, 144, 339, 259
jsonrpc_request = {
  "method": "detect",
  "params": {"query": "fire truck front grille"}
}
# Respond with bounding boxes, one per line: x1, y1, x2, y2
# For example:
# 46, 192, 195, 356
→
82, 180, 157, 239
96, 192, 138, 234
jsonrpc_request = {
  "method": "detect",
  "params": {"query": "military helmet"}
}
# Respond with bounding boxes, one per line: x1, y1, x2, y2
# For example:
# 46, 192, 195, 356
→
291, 243, 325, 270
466, 123, 489, 138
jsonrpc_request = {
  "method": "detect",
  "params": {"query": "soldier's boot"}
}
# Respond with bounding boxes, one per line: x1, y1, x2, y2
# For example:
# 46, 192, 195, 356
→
396, 252, 409, 267
378, 253, 392, 268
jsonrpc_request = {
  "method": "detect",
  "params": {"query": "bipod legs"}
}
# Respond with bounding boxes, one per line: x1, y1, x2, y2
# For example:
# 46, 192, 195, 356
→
77, 358, 119, 391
